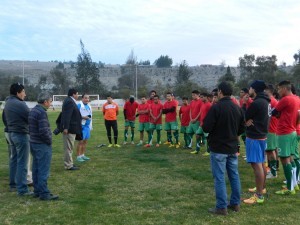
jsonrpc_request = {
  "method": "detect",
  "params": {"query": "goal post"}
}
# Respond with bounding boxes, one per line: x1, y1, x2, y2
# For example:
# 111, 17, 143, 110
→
52, 94, 100, 110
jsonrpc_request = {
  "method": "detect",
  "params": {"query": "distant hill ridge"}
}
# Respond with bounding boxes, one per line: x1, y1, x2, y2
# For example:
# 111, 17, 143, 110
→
0, 60, 243, 90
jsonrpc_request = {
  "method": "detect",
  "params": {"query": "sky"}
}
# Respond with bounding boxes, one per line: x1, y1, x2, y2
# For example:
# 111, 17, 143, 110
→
0, 0, 300, 66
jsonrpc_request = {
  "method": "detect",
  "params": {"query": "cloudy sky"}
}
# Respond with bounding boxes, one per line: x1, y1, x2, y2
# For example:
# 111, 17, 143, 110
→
0, 0, 299, 66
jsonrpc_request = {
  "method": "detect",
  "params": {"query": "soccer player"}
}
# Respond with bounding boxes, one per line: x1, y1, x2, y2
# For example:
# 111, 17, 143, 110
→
179, 97, 190, 148
264, 85, 279, 179
195, 93, 212, 156
243, 80, 270, 204
187, 90, 202, 153
76, 94, 92, 162
162, 92, 180, 148
102, 95, 120, 148
147, 90, 157, 105
272, 80, 300, 195
239, 88, 253, 108
147, 94, 163, 147
136, 96, 150, 146
123, 96, 138, 145
203, 81, 245, 215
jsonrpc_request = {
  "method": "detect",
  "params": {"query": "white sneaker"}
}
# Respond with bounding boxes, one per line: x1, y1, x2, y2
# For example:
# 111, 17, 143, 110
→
131, 141, 135, 145
123, 141, 127, 145
266, 173, 277, 179
283, 180, 287, 184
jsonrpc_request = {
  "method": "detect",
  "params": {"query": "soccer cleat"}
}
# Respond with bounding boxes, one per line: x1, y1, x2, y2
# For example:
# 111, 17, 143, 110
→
131, 141, 135, 145
82, 155, 90, 161
243, 194, 264, 204
107, 144, 113, 148
144, 144, 151, 148
281, 185, 299, 191
136, 142, 143, 147
163, 141, 171, 145
248, 187, 267, 194
155, 144, 160, 147
175, 144, 180, 149
76, 157, 85, 162
202, 152, 210, 156
275, 188, 296, 195
190, 150, 199, 154
114, 144, 121, 148
266, 173, 277, 179
169, 144, 175, 148
123, 141, 127, 145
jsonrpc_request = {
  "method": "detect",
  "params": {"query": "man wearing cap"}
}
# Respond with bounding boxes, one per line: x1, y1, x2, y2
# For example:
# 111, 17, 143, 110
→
243, 80, 270, 204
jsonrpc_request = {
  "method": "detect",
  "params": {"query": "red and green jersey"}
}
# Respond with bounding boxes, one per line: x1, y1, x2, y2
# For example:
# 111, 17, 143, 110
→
239, 98, 253, 109
199, 101, 212, 126
123, 101, 138, 121
138, 103, 150, 123
275, 94, 299, 135
150, 103, 163, 124
179, 104, 190, 126
269, 96, 278, 133
189, 99, 202, 120
163, 100, 177, 122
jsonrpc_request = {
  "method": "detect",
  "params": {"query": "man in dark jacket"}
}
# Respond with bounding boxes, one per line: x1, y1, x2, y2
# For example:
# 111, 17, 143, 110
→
203, 81, 245, 216
60, 88, 82, 170
4, 83, 32, 196
29, 92, 58, 200
243, 80, 270, 204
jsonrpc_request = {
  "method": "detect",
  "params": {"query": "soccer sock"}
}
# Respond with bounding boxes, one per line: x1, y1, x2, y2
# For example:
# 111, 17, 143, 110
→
131, 130, 135, 142
167, 131, 173, 144
294, 158, 300, 182
276, 160, 280, 170
114, 136, 118, 144
184, 133, 188, 147
196, 137, 201, 152
270, 160, 277, 176
157, 130, 161, 144
188, 134, 193, 147
283, 163, 293, 190
173, 130, 179, 144
291, 161, 297, 188
148, 131, 153, 145
108, 136, 112, 144
124, 130, 128, 141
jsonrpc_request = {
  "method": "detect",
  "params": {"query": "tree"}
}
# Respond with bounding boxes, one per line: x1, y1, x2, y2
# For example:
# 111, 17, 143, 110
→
125, 49, 137, 65
176, 60, 192, 84
76, 39, 107, 96
51, 63, 73, 95
254, 55, 277, 83
293, 50, 300, 65
154, 55, 173, 67
238, 54, 255, 79
138, 60, 150, 65
219, 66, 235, 83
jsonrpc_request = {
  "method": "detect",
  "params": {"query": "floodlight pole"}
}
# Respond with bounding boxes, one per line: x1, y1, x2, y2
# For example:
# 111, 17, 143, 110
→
135, 64, 138, 99
22, 61, 24, 85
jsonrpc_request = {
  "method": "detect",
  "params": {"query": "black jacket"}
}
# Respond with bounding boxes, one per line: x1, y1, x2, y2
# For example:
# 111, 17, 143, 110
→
202, 97, 245, 154
245, 92, 270, 139
60, 97, 82, 135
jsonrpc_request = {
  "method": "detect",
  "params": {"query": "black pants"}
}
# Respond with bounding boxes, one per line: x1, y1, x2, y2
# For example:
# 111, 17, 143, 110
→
105, 120, 118, 144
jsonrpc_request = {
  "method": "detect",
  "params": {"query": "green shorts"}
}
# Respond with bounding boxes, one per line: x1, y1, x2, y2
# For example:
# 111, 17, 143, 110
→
164, 121, 178, 131
149, 123, 162, 130
278, 132, 297, 158
266, 132, 278, 151
180, 126, 188, 133
138, 122, 150, 132
294, 136, 300, 159
195, 126, 208, 137
125, 120, 135, 128
186, 121, 200, 134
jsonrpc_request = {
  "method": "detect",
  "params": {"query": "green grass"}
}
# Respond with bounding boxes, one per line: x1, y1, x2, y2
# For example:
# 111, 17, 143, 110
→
0, 110, 299, 225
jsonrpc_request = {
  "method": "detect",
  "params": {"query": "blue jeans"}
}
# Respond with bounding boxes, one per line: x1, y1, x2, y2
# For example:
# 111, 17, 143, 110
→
9, 132, 30, 194
30, 143, 52, 198
210, 152, 241, 209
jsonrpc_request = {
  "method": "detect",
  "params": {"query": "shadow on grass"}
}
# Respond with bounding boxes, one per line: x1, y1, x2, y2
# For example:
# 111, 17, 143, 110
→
129, 150, 174, 168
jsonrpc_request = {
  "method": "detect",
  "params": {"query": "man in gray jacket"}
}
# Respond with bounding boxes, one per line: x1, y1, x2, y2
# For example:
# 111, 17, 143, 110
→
4, 83, 32, 196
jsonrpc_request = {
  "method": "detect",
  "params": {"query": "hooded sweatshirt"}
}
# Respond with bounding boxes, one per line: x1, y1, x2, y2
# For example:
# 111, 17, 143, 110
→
245, 92, 271, 139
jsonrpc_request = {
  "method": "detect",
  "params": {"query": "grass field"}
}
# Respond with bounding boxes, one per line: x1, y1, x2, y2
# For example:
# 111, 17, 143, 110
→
0, 110, 299, 225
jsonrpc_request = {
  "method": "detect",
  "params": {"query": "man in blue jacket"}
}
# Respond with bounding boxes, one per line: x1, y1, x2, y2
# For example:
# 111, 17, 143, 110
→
29, 92, 58, 200
203, 81, 245, 215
